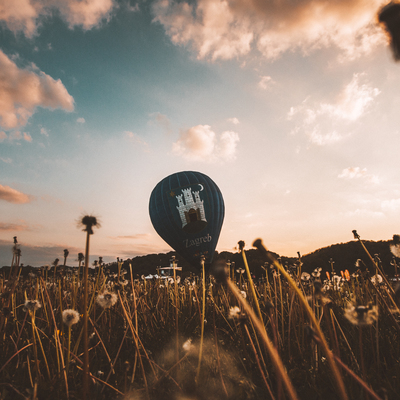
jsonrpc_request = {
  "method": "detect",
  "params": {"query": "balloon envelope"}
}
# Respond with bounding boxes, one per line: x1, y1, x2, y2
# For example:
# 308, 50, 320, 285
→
149, 171, 225, 269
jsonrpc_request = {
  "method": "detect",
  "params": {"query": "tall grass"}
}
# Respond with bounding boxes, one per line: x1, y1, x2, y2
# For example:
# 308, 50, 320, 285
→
0, 235, 400, 399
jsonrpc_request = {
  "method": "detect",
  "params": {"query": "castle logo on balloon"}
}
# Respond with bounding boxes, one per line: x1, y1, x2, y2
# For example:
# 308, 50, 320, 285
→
175, 186, 207, 233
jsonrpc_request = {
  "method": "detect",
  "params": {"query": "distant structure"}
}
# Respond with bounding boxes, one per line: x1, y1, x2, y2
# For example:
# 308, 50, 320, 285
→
176, 187, 207, 228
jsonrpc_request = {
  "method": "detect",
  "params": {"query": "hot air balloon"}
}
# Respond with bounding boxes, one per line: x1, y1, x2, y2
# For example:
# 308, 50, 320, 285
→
149, 171, 224, 271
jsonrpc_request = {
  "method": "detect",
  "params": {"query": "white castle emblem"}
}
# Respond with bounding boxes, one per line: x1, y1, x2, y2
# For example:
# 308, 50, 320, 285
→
176, 187, 207, 228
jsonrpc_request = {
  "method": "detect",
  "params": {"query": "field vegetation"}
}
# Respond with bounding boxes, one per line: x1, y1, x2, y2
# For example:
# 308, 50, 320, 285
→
1, 231, 400, 400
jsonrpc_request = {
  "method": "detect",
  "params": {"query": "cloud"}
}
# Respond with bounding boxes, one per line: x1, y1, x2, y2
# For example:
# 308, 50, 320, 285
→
40, 127, 49, 136
172, 124, 239, 161
0, 222, 29, 231
258, 76, 274, 90
3, 130, 34, 143
110, 234, 152, 240
338, 167, 380, 184
227, 117, 240, 125
0, 239, 84, 267
381, 198, 400, 212
0, 184, 32, 204
288, 73, 380, 145
124, 131, 148, 146
149, 112, 172, 134
0, 50, 74, 130
0, 157, 12, 163
152, 0, 385, 61
0, 0, 117, 37
77, 117, 85, 123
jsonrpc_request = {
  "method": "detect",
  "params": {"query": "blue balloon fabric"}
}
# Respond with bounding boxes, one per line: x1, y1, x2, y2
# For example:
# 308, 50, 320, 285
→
149, 171, 225, 269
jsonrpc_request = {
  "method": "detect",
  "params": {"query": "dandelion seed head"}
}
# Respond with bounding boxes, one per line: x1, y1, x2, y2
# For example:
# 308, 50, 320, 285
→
344, 302, 378, 326
23, 300, 41, 312
229, 306, 241, 319
96, 292, 117, 308
182, 338, 193, 352
301, 272, 311, 282
370, 274, 383, 285
62, 309, 80, 327
80, 215, 100, 234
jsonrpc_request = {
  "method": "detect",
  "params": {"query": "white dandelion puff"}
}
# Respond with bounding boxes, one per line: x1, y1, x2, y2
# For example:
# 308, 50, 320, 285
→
229, 306, 241, 319
370, 274, 383, 285
23, 300, 41, 312
96, 292, 118, 308
344, 303, 378, 326
62, 309, 80, 327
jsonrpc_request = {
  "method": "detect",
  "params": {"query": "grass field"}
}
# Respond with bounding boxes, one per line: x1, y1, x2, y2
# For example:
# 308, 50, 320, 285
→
1, 236, 400, 400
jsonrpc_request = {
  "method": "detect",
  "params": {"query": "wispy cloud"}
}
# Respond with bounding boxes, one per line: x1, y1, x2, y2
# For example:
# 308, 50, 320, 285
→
0, 184, 32, 204
153, 0, 385, 61
77, 117, 85, 123
1, 130, 34, 143
110, 234, 152, 240
258, 76, 274, 90
288, 73, 380, 145
0, 222, 29, 231
0, 0, 117, 37
227, 117, 240, 125
40, 127, 49, 136
0, 50, 74, 130
149, 112, 172, 134
338, 167, 380, 184
172, 124, 239, 162
381, 198, 400, 212
124, 131, 148, 147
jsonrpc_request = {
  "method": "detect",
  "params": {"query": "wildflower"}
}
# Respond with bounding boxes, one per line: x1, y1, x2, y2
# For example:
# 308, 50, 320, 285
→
344, 303, 378, 326
240, 290, 247, 299
96, 292, 117, 308
344, 270, 351, 281
23, 300, 41, 312
312, 268, 322, 278
236, 268, 245, 274
229, 306, 241, 319
62, 309, 80, 327
370, 274, 383, 285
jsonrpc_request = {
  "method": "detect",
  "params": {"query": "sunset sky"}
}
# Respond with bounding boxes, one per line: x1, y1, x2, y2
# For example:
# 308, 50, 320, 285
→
1, 0, 400, 267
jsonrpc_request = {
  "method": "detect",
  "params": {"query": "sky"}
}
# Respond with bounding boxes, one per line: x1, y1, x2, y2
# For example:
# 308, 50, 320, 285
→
1, 0, 400, 267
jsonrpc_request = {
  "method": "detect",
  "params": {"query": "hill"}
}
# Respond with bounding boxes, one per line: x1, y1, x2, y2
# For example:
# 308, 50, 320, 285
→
116, 239, 397, 278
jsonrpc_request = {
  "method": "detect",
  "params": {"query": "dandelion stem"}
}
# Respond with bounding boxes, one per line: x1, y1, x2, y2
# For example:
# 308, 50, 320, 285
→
195, 256, 206, 385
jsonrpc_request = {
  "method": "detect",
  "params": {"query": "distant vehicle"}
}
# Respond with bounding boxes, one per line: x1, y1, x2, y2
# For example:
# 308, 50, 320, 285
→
157, 266, 182, 278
